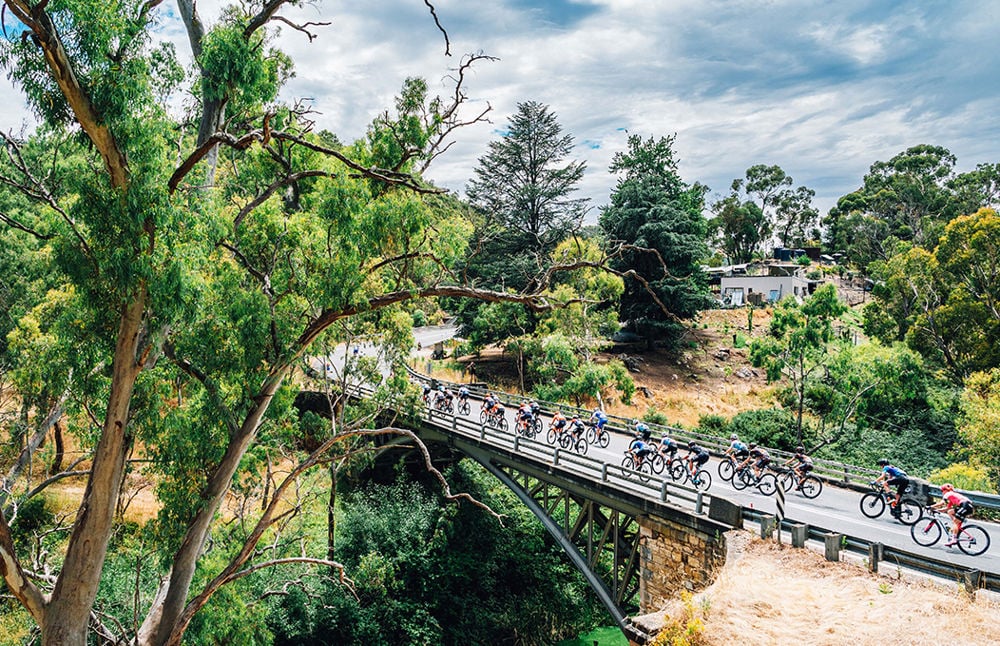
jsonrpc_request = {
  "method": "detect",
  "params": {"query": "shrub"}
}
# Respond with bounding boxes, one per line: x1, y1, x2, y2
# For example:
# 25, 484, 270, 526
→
928, 462, 995, 493
643, 407, 670, 426
696, 414, 728, 436
649, 591, 708, 646
727, 408, 806, 451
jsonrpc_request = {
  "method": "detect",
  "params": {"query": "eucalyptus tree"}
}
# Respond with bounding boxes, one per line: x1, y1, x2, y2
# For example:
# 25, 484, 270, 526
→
0, 3, 587, 645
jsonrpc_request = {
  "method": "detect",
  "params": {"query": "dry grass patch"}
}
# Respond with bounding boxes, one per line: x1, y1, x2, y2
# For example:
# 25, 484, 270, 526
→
664, 536, 1000, 646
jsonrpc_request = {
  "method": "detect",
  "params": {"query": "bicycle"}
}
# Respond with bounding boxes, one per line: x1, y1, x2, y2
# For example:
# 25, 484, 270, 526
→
717, 454, 743, 482
730, 464, 777, 495
910, 507, 990, 556
585, 421, 611, 449
432, 396, 454, 414
620, 450, 653, 483
651, 448, 680, 476
773, 464, 823, 499
479, 407, 509, 432
559, 430, 589, 455
457, 396, 471, 416
670, 457, 712, 492
858, 481, 921, 524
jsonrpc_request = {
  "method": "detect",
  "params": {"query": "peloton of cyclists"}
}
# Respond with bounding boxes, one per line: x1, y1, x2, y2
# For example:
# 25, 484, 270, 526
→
929, 483, 975, 546
874, 458, 909, 518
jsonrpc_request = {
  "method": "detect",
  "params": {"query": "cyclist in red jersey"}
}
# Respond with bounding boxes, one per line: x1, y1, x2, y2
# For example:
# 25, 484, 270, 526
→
930, 483, 975, 546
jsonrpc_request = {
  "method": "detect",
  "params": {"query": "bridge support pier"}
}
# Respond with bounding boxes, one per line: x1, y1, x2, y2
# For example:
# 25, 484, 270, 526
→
636, 515, 728, 614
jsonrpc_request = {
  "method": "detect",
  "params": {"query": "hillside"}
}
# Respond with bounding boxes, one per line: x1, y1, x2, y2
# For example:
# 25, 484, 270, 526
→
636, 532, 1000, 646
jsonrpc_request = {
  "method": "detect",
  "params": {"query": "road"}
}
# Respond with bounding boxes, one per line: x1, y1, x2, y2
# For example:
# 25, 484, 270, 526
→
317, 323, 999, 572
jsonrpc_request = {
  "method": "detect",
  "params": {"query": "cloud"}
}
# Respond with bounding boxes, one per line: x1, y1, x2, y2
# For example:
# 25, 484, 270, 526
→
2, 1, 997, 223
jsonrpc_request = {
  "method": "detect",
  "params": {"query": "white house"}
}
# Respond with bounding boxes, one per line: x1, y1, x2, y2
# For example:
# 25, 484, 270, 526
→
719, 263, 814, 306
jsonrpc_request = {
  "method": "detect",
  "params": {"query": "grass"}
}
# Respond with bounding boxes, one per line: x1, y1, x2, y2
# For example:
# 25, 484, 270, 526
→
557, 625, 629, 646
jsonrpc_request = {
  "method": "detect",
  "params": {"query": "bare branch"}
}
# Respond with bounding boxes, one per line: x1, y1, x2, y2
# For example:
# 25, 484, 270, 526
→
423, 0, 450, 55
0, 212, 53, 240
233, 170, 334, 229
269, 15, 331, 42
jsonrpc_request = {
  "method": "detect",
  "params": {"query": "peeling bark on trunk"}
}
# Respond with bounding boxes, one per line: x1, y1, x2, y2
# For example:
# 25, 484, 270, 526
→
41, 296, 146, 645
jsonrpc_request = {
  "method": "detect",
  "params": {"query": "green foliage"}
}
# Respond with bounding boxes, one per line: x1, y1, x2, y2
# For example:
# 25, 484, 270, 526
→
696, 414, 728, 436
643, 407, 670, 426
600, 134, 713, 348
957, 369, 1000, 490
726, 408, 806, 452
267, 460, 606, 645
928, 462, 995, 493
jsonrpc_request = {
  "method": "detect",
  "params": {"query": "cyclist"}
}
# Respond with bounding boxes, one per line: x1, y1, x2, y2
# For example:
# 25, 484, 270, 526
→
630, 419, 652, 449
724, 433, 748, 461
458, 385, 470, 404
628, 434, 654, 468
590, 407, 609, 433
481, 391, 496, 413
783, 445, 813, 486
930, 483, 975, 546
658, 434, 679, 460
685, 441, 710, 481
567, 415, 586, 443
421, 383, 433, 405
550, 410, 568, 433
874, 459, 909, 518
517, 400, 534, 433
738, 444, 769, 480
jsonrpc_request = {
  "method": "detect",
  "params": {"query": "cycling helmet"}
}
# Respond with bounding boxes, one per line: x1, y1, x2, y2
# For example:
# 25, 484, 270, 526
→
632, 418, 639, 425
687, 441, 696, 449
876, 458, 890, 466
941, 483, 954, 492
796, 445, 805, 453
729, 433, 738, 440
748, 443, 757, 450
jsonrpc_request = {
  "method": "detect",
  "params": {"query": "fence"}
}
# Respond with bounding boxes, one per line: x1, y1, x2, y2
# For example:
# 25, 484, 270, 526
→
405, 365, 1000, 511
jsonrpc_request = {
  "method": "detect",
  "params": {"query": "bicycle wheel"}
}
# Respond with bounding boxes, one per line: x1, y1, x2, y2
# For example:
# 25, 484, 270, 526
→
896, 499, 921, 525
731, 468, 749, 490
531, 418, 542, 437
558, 433, 573, 449
650, 453, 665, 474
718, 459, 735, 481
498, 416, 509, 432
637, 459, 653, 484
585, 426, 597, 444
910, 517, 942, 547
546, 428, 557, 445
798, 476, 823, 499
669, 460, 687, 482
479, 410, 488, 425
574, 437, 589, 456
620, 455, 635, 479
859, 493, 886, 518
459, 401, 470, 416
692, 469, 712, 492
756, 473, 777, 495
778, 471, 795, 493
957, 524, 991, 556
597, 429, 610, 449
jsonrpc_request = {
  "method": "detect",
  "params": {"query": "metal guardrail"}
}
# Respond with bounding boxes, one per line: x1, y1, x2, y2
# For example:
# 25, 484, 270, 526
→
344, 372, 1000, 590
404, 363, 1000, 511
742, 507, 999, 593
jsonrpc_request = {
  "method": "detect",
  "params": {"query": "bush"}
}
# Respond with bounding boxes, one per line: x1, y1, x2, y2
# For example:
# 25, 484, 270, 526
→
726, 408, 806, 452
928, 462, 995, 494
411, 309, 427, 327
696, 414, 728, 436
643, 407, 670, 426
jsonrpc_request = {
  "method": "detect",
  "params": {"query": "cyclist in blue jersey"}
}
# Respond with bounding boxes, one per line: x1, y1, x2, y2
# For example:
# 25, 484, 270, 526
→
590, 407, 608, 431
874, 459, 910, 517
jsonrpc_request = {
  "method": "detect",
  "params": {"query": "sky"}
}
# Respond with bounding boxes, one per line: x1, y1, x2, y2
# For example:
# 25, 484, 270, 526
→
1, 0, 998, 221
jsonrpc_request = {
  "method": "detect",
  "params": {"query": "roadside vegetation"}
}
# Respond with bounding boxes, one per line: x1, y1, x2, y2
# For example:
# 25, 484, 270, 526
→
0, 2, 998, 644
